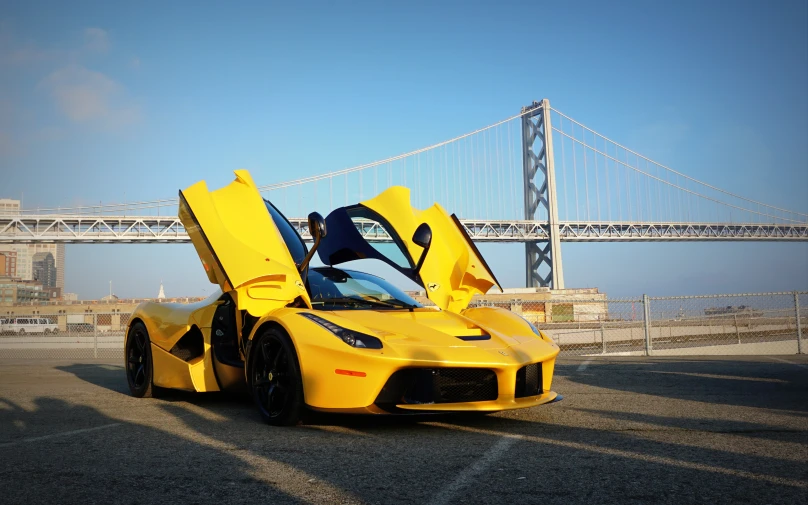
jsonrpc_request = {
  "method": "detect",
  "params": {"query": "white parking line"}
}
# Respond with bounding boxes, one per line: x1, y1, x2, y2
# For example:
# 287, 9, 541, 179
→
768, 357, 808, 369
429, 435, 521, 505
0, 423, 121, 449
577, 357, 594, 372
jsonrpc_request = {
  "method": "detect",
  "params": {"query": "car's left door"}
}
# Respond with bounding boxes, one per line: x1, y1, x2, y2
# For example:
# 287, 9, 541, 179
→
179, 170, 311, 316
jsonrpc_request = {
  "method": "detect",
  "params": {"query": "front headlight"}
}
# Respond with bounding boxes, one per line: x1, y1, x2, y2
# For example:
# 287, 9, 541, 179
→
515, 313, 541, 336
299, 313, 383, 349
515, 313, 555, 344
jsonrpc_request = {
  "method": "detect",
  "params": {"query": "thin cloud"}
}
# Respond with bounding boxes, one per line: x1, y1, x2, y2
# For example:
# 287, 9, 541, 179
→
0, 23, 62, 64
83, 27, 110, 53
39, 64, 141, 127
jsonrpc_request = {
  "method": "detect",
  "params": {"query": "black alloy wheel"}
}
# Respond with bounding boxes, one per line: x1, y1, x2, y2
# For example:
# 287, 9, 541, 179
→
126, 322, 157, 398
249, 328, 304, 426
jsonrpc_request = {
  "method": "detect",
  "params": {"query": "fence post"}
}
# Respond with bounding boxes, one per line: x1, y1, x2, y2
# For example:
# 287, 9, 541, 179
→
93, 313, 98, 359
734, 313, 741, 345
643, 295, 652, 356
600, 318, 606, 355
795, 292, 803, 355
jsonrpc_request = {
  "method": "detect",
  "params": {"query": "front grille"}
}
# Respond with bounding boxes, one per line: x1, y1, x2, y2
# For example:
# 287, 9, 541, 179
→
375, 368, 498, 406
515, 363, 542, 398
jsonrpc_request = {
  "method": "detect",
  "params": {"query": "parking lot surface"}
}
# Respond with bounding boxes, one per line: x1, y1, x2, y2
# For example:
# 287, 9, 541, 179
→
1, 356, 806, 505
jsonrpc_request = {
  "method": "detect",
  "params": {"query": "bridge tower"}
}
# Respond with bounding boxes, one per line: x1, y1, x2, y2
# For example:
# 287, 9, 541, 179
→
522, 99, 565, 289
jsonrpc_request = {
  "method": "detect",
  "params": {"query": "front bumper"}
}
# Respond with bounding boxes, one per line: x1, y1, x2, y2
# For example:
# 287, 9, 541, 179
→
393, 390, 559, 412
297, 340, 559, 413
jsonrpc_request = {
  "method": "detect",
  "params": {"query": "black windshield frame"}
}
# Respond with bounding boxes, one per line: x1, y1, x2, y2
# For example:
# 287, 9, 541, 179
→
263, 199, 308, 269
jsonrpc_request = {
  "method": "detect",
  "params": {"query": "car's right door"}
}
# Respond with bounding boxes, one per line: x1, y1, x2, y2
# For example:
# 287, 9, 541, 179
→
317, 186, 502, 313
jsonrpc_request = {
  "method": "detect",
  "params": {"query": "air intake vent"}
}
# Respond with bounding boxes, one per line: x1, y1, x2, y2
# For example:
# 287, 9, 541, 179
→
375, 368, 498, 407
515, 363, 542, 398
169, 326, 204, 362
456, 334, 490, 341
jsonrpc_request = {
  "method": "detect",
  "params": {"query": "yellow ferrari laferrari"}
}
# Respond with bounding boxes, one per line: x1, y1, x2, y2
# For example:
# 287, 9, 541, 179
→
125, 170, 561, 425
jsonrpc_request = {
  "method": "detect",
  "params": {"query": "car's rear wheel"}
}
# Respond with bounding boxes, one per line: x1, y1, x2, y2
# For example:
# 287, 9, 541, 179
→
43, 328, 50, 334
126, 322, 158, 398
18, 328, 25, 334
249, 328, 304, 426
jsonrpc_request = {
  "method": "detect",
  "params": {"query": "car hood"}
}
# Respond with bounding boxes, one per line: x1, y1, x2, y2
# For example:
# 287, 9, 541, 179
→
322, 307, 537, 351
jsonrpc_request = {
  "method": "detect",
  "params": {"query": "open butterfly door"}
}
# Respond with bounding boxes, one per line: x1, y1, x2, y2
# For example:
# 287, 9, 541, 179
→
316, 186, 501, 313
178, 170, 311, 315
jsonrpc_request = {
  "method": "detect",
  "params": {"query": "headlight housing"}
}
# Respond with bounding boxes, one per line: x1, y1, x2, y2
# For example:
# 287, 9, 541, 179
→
299, 313, 383, 349
515, 313, 555, 345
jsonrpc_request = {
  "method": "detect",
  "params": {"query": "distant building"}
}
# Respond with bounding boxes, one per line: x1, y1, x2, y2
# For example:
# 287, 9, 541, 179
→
32, 252, 56, 288
63, 292, 78, 302
158, 282, 166, 300
28, 243, 65, 291
0, 250, 16, 277
0, 277, 49, 305
0, 199, 66, 290
0, 199, 20, 215
0, 244, 31, 281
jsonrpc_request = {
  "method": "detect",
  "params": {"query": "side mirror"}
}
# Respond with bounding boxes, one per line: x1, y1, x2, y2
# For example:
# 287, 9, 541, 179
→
412, 223, 432, 275
298, 212, 327, 273
308, 212, 327, 240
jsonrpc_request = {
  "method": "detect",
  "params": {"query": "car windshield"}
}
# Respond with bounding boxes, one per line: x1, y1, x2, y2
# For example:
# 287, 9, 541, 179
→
308, 267, 423, 310
264, 200, 307, 267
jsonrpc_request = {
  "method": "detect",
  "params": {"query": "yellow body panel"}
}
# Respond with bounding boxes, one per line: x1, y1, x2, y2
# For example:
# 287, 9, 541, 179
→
188, 348, 219, 392
150, 344, 196, 391
361, 186, 501, 313
128, 294, 227, 393
179, 169, 310, 316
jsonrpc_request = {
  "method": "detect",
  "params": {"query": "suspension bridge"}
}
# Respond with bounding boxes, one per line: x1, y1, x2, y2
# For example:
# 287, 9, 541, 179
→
1, 100, 806, 288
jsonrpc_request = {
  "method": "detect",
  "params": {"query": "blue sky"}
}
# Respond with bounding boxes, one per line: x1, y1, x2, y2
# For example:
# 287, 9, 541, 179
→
1, 0, 806, 299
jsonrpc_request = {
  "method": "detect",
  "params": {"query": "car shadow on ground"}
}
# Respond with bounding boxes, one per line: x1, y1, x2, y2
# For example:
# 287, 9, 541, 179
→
554, 356, 808, 413
40, 360, 808, 504
0, 395, 307, 504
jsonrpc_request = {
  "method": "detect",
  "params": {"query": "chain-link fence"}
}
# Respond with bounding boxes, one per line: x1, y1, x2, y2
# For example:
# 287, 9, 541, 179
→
517, 298, 648, 356
0, 311, 127, 360
472, 291, 806, 357
0, 291, 805, 360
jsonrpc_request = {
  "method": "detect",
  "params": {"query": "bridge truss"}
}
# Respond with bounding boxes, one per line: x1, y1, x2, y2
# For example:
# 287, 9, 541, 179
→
1, 215, 806, 243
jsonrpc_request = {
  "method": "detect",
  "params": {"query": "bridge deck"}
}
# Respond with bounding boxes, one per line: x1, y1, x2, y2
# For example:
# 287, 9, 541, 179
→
1, 216, 806, 243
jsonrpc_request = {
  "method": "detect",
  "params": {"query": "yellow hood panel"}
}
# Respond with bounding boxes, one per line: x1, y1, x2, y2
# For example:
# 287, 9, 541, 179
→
329, 308, 521, 350
179, 170, 310, 315
360, 186, 501, 313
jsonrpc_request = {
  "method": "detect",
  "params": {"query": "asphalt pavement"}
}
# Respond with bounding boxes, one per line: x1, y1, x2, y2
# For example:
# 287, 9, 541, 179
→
0, 356, 806, 505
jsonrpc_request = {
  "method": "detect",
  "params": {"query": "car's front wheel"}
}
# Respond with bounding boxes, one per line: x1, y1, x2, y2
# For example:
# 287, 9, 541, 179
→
126, 322, 158, 398
249, 328, 304, 426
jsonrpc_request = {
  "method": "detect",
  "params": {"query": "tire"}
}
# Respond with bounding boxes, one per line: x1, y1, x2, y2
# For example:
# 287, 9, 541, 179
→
125, 322, 158, 398
43, 328, 50, 335
248, 328, 305, 426
18, 328, 25, 334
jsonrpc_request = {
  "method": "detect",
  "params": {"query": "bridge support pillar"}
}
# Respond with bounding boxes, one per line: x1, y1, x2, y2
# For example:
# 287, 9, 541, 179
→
522, 99, 564, 289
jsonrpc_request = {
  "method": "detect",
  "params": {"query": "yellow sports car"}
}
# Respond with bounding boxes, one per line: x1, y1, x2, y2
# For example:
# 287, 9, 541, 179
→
125, 170, 561, 425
